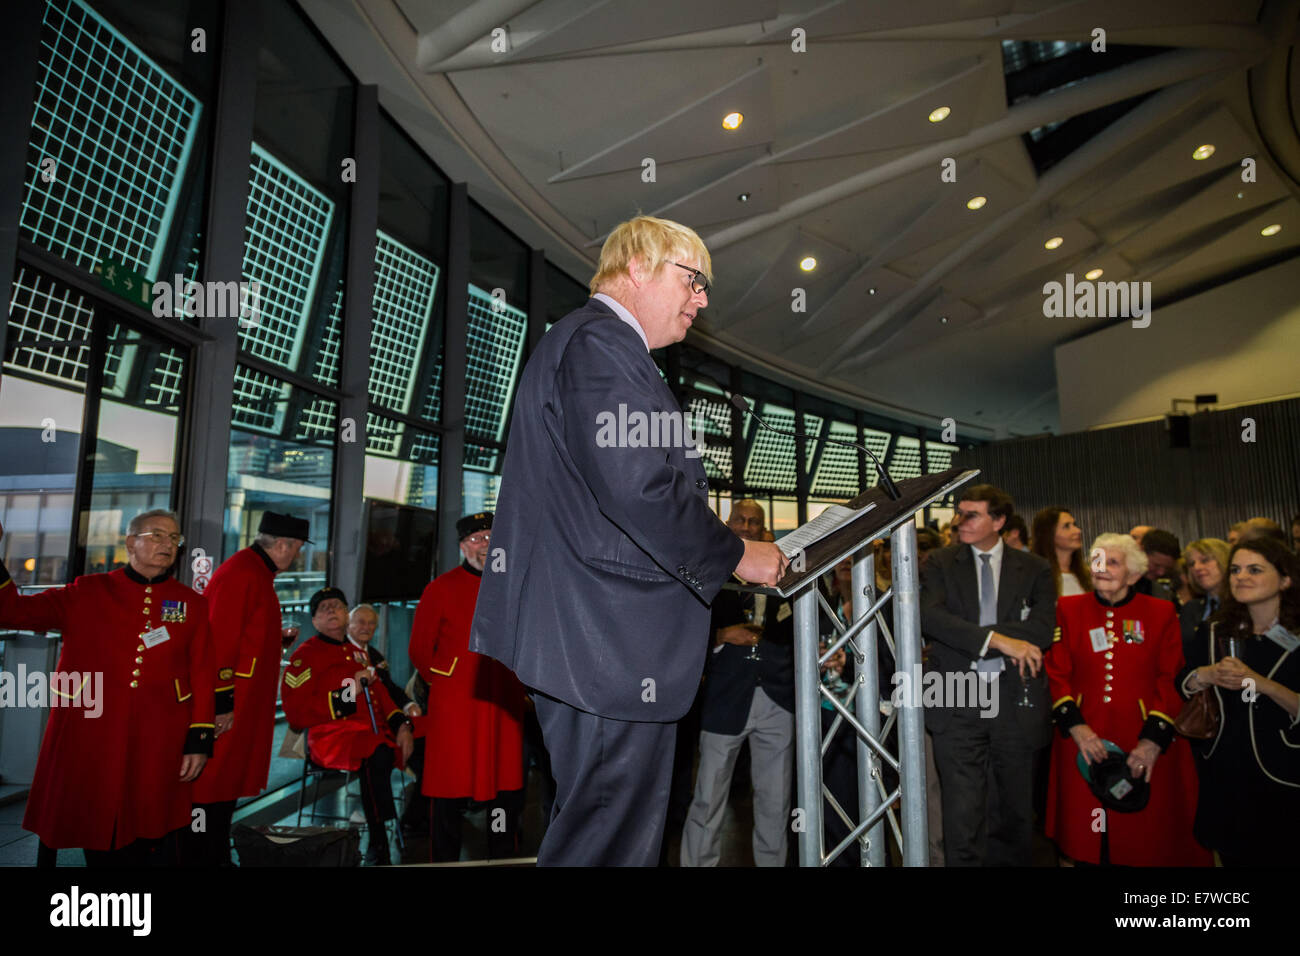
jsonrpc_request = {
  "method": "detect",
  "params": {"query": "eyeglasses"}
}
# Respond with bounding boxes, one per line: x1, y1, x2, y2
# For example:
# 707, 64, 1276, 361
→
134, 530, 184, 546
463, 532, 491, 545
668, 262, 711, 296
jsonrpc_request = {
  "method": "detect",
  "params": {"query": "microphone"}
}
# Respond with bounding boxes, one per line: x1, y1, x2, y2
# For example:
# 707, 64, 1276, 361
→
728, 393, 902, 501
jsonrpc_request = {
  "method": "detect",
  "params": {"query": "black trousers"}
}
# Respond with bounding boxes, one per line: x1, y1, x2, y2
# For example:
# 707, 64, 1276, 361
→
184, 800, 237, 867
931, 709, 1037, 867
429, 788, 525, 862
532, 692, 676, 866
358, 744, 398, 846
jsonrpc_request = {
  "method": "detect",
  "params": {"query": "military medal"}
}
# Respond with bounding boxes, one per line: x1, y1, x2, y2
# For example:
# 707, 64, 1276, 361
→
1122, 619, 1144, 644
161, 600, 186, 623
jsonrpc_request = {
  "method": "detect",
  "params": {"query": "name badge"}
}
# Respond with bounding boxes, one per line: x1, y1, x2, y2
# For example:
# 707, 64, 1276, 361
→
142, 625, 171, 648
1089, 627, 1110, 653
1264, 624, 1300, 652
776, 602, 792, 623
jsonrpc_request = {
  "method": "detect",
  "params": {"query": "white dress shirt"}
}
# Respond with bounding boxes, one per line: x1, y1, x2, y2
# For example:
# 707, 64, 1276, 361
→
593, 292, 649, 352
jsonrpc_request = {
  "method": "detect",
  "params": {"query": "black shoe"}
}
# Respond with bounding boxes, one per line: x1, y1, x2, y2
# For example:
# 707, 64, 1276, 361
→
363, 841, 391, 866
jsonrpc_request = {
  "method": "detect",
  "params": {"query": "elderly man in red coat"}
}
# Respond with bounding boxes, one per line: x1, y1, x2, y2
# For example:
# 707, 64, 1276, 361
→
188, 511, 309, 866
0, 510, 214, 866
282, 587, 414, 865
410, 511, 527, 862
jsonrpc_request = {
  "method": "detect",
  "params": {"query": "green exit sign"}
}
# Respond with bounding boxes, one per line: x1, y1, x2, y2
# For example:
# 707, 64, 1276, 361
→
95, 258, 152, 308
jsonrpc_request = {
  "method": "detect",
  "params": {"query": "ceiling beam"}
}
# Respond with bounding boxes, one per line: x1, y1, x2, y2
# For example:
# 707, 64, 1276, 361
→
706, 46, 1257, 255
416, 0, 547, 72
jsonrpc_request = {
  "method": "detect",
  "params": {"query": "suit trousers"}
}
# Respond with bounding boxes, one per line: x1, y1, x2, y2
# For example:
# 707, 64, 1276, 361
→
931, 706, 1035, 866
533, 692, 676, 866
680, 687, 794, 867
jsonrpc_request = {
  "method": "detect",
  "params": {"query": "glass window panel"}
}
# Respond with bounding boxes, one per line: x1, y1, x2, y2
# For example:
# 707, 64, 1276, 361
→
419, 342, 444, 425
743, 405, 821, 492
238, 144, 334, 370
546, 261, 589, 325
83, 323, 185, 574
363, 414, 439, 511
888, 435, 923, 482
225, 380, 335, 605
811, 420, 863, 499
926, 440, 958, 473
0, 375, 83, 585
465, 284, 526, 443
368, 231, 439, 414
462, 444, 502, 514
685, 392, 732, 484
6, 265, 94, 387
21, 0, 205, 281
770, 497, 799, 537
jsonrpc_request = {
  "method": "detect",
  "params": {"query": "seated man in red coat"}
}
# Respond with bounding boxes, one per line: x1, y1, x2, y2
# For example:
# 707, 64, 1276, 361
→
410, 512, 527, 862
0, 510, 214, 866
281, 587, 413, 865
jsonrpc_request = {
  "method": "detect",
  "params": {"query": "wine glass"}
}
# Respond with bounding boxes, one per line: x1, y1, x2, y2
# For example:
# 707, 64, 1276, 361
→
281, 610, 302, 648
744, 604, 761, 661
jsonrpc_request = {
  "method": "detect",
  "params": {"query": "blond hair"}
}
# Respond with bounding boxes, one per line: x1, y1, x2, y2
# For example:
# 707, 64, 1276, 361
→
590, 215, 711, 295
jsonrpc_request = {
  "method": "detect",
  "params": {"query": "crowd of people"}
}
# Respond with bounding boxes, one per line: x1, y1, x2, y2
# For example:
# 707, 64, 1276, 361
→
2, 211, 1296, 869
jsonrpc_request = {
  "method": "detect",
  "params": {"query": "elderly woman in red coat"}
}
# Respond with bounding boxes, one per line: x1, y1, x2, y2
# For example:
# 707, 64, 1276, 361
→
1045, 532, 1210, 866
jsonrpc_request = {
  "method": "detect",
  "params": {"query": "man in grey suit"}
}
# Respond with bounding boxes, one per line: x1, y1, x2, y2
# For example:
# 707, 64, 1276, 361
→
469, 215, 788, 866
920, 484, 1056, 866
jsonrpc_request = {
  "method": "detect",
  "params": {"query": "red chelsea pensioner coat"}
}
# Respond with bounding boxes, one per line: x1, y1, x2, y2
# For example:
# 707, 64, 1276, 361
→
194, 544, 283, 802
1045, 591, 1210, 866
409, 564, 525, 801
280, 633, 408, 770
0, 562, 215, 850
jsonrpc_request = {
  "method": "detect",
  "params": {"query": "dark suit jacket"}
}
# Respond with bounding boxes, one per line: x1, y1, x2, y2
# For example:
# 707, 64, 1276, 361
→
919, 543, 1056, 745
699, 584, 794, 735
469, 298, 745, 722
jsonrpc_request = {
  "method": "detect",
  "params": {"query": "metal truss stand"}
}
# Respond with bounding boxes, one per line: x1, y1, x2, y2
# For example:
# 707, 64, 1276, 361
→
787, 467, 978, 866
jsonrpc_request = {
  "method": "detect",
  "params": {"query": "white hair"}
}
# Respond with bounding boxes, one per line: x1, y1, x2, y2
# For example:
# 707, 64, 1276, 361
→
128, 509, 179, 535
350, 603, 378, 620
1092, 533, 1148, 578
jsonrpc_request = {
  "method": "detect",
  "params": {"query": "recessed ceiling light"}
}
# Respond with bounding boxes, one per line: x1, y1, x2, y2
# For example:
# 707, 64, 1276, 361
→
1261, 223, 1282, 236
722, 112, 743, 130
1085, 268, 1103, 280
939, 315, 948, 324
1192, 144, 1215, 161
1236, 191, 1245, 199
737, 192, 750, 202
966, 196, 987, 210
867, 287, 877, 295
928, 106, 950, 123
1044, 236, 1064, 250
799, 256, 817, 272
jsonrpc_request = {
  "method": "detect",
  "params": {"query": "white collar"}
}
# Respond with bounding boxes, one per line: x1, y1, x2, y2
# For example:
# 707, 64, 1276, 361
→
593, 293, 649, 351
972, 537, 1005, 561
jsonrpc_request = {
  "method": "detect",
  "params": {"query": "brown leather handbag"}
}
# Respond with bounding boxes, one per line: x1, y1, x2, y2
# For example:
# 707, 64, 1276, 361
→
1175, 622, 1221, 739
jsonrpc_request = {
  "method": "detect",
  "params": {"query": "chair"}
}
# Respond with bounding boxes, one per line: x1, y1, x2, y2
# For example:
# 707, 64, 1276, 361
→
295, 728, 357, 826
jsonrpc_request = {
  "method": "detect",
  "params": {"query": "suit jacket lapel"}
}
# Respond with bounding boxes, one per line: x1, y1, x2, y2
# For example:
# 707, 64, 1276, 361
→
954, 546, 979, 621
997, 550, 1023, 622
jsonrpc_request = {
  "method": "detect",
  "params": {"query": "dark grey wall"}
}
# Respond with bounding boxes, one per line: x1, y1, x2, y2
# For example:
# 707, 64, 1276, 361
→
952, 397, 1300, 550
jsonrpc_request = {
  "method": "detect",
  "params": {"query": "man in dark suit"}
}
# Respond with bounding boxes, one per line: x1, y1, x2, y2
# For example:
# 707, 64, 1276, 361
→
469, 215, 788, 866
920, 484, 1056, 866
680, 499, 795, 867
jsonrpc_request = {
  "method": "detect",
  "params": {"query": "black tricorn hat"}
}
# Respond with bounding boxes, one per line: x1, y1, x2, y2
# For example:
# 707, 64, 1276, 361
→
456, 512, 493, 540
1076, 740, 1151, 813
259, 511, 311, 542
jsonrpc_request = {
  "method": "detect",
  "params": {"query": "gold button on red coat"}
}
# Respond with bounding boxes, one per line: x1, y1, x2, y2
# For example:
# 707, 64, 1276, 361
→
135, 657, 143, 664
130, 681, 139, 688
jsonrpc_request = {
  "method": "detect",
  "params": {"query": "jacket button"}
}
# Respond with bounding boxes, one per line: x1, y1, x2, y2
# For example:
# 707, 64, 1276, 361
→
696, 478, 707, 490
1102, 695, 1111, 702
137, 645, 145, 652
135, 657, 144, 664
130, 680, 139, 688
132, 669, 141, 676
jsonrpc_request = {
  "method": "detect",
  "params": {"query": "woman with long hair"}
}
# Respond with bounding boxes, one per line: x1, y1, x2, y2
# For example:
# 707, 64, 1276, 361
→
1177, 537, 1300, 866
1031, 507, 1092, 597
1178, 538, 1230, 656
